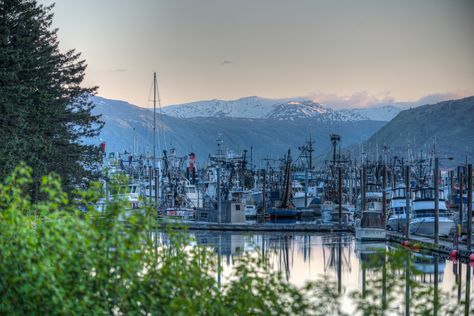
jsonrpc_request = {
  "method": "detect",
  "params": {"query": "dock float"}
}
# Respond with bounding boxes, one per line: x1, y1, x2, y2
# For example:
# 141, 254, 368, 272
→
387, 231, 473, 260
157, 221, 353, 232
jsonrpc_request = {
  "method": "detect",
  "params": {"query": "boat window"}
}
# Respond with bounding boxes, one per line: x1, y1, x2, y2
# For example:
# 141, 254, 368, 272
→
439, 190, 445, 200
394, 188, 405, 198
413, 209, 449, 218
416, 189, 445, 200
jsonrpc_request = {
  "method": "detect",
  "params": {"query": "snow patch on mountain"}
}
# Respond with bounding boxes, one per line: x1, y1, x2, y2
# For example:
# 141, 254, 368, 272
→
339, 105, 401, 121
161, 96, 402, 122
162, 96, 310, 119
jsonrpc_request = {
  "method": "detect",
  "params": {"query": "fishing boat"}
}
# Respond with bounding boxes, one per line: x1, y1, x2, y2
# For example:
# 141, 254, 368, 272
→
355, 183, 383, 217
387, 186, 408, 231
365, 183, 384, 212
291, 180, 312, 208
244, 204, 257, 219
355, 210, 387, 241
267, 208, 298, 219
410, 187, 454, 237
268, 149, 298, 219
184, 184, 203, 208
330, 204, 355, 224
162, 207, 195, 220
307, 196, 323, 216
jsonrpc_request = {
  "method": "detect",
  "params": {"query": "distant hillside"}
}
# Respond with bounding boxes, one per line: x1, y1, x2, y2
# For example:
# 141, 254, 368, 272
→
90, 96, 385, 166
361, 96, 474, 163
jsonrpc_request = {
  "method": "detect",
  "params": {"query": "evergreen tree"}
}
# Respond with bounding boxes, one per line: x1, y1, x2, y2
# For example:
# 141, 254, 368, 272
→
0, 0, 103, 196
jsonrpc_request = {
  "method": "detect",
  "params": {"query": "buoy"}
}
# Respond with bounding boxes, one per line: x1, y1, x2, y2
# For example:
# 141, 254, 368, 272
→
449, 249, 458, 259
470, 253, 474, 261
412, 243, 421, 250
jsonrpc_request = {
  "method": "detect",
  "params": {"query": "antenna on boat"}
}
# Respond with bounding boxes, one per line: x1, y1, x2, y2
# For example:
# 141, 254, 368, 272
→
153, 72, 157, 173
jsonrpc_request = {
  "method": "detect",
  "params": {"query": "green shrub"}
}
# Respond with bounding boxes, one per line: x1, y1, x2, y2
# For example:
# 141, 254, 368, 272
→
0, 164, 472, 315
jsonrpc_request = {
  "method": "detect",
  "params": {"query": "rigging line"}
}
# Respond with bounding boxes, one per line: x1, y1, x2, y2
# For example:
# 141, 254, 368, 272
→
144, 76, 154, 155
155, 74, 168, 154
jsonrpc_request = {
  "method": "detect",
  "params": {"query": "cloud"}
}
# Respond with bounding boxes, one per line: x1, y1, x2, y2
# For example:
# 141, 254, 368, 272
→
220, 60, 232, 66
412, 92, 470, 106
308, 90, 473, 109
308, 91, 395, 109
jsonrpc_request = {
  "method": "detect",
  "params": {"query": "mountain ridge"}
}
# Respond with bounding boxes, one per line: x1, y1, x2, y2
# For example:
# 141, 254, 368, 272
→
160, 96, 402, 122
89, 96, 386, 163
350, 96, 474, 164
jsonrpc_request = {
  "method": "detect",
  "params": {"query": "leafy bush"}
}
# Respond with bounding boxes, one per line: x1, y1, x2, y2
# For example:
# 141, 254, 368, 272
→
0, 164, 472, 315
0, 165, 344, 315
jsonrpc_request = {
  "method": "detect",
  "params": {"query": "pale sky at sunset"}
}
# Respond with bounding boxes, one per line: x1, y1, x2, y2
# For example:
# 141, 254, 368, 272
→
40, 0, 474, 108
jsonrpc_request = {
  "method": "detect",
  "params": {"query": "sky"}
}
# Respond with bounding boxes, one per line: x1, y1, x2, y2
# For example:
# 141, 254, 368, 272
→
39, 0, 474, 108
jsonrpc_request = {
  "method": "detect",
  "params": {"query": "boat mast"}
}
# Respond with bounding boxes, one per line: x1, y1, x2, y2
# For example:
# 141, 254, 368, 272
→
153, 72, 157, 173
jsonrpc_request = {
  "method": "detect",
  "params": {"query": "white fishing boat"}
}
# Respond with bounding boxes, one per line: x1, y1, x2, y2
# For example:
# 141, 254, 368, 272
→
184, 184, 203, 208
387, 186, 408, 231
244, 204, 257, 219
410, 187, 454, 237
355, 210, 387, 241
291, 180, 312, 208
356, 183, 383, 217
331, 204, 355, 224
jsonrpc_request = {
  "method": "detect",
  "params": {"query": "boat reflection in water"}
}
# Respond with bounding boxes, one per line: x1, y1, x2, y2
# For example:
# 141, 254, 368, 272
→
412, 252, 446, 284
156, 231, 473, 314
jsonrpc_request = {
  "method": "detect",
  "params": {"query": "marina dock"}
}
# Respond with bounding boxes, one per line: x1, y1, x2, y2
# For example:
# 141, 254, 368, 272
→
387, 231, 473, 260
157, 221, 353, 232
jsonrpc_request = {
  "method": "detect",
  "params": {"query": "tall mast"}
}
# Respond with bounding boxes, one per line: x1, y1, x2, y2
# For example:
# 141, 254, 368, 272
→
153, 72, 157, 171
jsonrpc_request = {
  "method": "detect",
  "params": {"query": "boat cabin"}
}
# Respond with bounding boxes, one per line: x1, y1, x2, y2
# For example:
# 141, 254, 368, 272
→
391, 187, 406, 199
360, 211, 384, 229
413, 188, 445, 201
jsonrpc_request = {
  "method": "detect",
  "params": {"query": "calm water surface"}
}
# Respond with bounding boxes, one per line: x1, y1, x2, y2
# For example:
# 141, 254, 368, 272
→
158, 231, 473, 315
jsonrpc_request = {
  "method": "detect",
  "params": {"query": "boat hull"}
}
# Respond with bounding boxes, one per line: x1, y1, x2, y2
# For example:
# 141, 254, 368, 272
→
267, 208, 298, 219
387, 215, 406, 231
292, 195, 311, 208
410, 218, 454, 237
355, 227, 387, 241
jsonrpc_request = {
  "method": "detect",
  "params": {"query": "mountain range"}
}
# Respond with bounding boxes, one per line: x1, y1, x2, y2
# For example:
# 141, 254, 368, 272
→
161, 96, 402, 122
90, 96, 386, 165
89, 95, 474, 167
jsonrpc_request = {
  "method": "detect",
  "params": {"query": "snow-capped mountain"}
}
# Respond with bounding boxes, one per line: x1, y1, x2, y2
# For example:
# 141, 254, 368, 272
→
339, 105, 402, 121
161, 96, 309, 119
88, 96, 386, 160
162, 96, 402, 122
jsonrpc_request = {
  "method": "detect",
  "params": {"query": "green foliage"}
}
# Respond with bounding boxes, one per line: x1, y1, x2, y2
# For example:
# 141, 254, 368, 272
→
0, 0, 103, 198
0, 165, 472, 315
0, 165, 345, 315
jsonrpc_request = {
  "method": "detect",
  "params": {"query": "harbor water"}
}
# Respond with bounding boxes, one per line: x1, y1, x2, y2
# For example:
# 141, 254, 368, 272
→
157, 230, 473, 315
